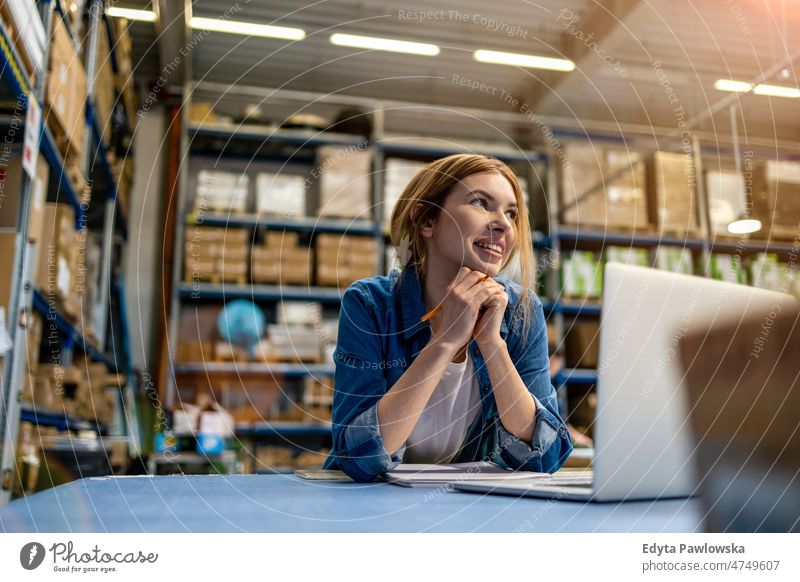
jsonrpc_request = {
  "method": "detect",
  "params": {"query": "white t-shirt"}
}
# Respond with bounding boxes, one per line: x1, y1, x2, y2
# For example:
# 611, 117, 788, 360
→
404, 355, 481, 464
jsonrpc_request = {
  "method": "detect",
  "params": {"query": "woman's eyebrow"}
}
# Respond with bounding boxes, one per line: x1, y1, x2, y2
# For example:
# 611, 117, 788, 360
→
467, 189, 518, 209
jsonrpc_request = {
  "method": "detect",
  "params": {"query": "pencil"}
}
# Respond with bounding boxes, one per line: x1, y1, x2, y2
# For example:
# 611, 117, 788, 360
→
420, 274, 491, 322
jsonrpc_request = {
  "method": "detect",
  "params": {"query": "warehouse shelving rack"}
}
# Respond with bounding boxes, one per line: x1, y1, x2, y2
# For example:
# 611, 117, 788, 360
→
165, 82, 551, 462
0, 0, 137, 505
545, 129, 800, 423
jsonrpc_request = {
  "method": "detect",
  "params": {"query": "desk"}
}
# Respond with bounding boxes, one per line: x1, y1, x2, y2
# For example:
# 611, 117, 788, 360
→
0, 474, 703, 532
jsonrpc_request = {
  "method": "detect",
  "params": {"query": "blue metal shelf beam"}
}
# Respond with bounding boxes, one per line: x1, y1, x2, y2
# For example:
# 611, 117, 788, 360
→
31, 289, 116, 370
179, 282, 345, 303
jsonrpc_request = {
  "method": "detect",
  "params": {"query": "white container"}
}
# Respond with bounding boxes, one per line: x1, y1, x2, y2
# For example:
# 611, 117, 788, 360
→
195, 170, 249, 213
256, 173, 306, 216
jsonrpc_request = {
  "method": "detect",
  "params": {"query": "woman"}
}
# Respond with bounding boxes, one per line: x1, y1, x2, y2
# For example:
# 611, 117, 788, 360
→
323, 154, 572, 482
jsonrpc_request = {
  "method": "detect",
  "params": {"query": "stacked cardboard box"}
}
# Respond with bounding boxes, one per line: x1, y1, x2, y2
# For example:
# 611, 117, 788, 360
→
35, 203, 78, 319
316, 233, 377, 287
195, 170, 249, 214
561, 250, 603, 299
652, 246, 694, 275
317, 145, 372, 219
112, 17, 138, 132
251, 231, 311, 284
257, 323, 321, 363
646, 152, 700, 236
709, 254, 747, 285
0, 151, 49, 313
86, 19, 115, 145
383, 158, 426, 229
302, 377, 333, 422
183, 226, 249, 284
255, 172, 306, 217
0, 0, 47, 81
560, 143, 649, 230
45, 15, 87, 175
751, 160, 800, 240
0, 149, 50, 243
705, 170, 747, 235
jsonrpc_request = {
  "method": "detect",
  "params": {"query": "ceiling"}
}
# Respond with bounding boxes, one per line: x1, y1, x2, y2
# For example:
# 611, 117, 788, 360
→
118, 0, 800, 147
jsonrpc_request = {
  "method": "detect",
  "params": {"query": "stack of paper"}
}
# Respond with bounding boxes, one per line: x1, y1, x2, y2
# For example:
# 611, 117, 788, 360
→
384, 462, 549, 488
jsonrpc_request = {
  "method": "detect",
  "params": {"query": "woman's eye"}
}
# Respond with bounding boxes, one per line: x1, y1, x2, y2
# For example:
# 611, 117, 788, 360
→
505, 210, 517, 219
470, 197, 487, 208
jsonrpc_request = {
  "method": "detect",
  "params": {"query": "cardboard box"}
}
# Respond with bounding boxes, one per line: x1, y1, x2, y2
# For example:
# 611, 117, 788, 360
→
26, 311, 43, 373
256, 173, 306, 217
35, 204, 76, 304
0, 149, 49, 244
217, 258, 248, 283
251, 263, 280, 284
561, 143, 649, 230
281, 261, 310, 284
264, 230, 299, 248
89, 22, 115, 145
195, 170, 249, 213
383, 158, 426, 227
317, 146, 372, 219
189, 102, 217, 123
751, 160, 800, 239
0, 0, 46, 79
45, 16, 86, 161
706, 170, 747, 235
251, 246, 283, 265
647, 152, 700, 236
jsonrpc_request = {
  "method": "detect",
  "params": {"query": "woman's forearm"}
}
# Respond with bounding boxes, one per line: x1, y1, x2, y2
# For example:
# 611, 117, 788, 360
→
480, 340, 536, 442
377, 336, 459, 454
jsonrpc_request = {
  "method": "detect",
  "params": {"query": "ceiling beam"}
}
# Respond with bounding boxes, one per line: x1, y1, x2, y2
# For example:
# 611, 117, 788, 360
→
522, 0, 643, 109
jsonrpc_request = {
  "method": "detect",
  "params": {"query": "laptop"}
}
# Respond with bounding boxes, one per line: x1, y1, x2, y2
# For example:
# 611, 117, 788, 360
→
455, 263, 796, 502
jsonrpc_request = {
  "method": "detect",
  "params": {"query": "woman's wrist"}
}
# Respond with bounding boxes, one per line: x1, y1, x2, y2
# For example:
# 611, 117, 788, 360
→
427, 332, 461, 359
476, 336, 506, 356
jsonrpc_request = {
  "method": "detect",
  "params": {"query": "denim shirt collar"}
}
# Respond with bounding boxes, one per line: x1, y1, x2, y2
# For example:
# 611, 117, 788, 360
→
396, 264, 509, 341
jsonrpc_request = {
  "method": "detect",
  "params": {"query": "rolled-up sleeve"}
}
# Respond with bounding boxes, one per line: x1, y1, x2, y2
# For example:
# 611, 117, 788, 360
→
325, 284, 404, 482
494, 294, 573, 472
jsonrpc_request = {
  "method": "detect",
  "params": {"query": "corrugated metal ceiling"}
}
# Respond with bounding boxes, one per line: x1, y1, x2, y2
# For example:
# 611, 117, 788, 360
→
117, 0, 800, 143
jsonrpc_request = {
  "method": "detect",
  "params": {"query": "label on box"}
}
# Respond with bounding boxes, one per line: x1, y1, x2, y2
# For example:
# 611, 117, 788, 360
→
57, 255, 70, 297
22, 94, 41, 179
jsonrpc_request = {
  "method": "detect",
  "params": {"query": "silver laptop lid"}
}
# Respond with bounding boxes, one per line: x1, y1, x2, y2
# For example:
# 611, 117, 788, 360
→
593, 263, 793, 502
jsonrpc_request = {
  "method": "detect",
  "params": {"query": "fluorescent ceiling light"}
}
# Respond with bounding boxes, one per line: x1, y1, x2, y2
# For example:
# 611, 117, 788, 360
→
107, 7, 156, 22
330, 33, 440, 56
190, 17, 305, 40
753, 83, 800, 98
714, 79, 753, 93
474, 49, 574, 72
715, 79, 800, 98
727, 218, 762, 235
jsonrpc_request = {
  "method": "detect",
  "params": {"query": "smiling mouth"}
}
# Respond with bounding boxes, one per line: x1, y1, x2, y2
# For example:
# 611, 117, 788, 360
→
474, 241, 503, 260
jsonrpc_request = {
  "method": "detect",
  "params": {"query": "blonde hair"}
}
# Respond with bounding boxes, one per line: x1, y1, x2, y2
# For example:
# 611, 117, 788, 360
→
389, 154, 537, 341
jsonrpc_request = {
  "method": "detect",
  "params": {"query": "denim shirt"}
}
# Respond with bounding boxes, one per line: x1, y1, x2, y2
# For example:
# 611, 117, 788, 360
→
323, 264, 573, 482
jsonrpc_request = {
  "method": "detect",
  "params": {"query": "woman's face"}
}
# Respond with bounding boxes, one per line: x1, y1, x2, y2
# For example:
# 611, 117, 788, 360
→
422, 171, 519, 277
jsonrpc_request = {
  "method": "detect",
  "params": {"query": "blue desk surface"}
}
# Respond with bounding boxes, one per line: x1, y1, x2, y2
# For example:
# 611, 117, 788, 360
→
0, 475, 703, 533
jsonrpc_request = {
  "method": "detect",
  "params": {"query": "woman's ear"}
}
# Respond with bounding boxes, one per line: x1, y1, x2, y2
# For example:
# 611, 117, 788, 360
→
411, 203, 437, 239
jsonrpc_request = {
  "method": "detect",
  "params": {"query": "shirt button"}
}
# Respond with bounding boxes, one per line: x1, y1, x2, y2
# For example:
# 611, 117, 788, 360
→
558, 426, 567, 437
